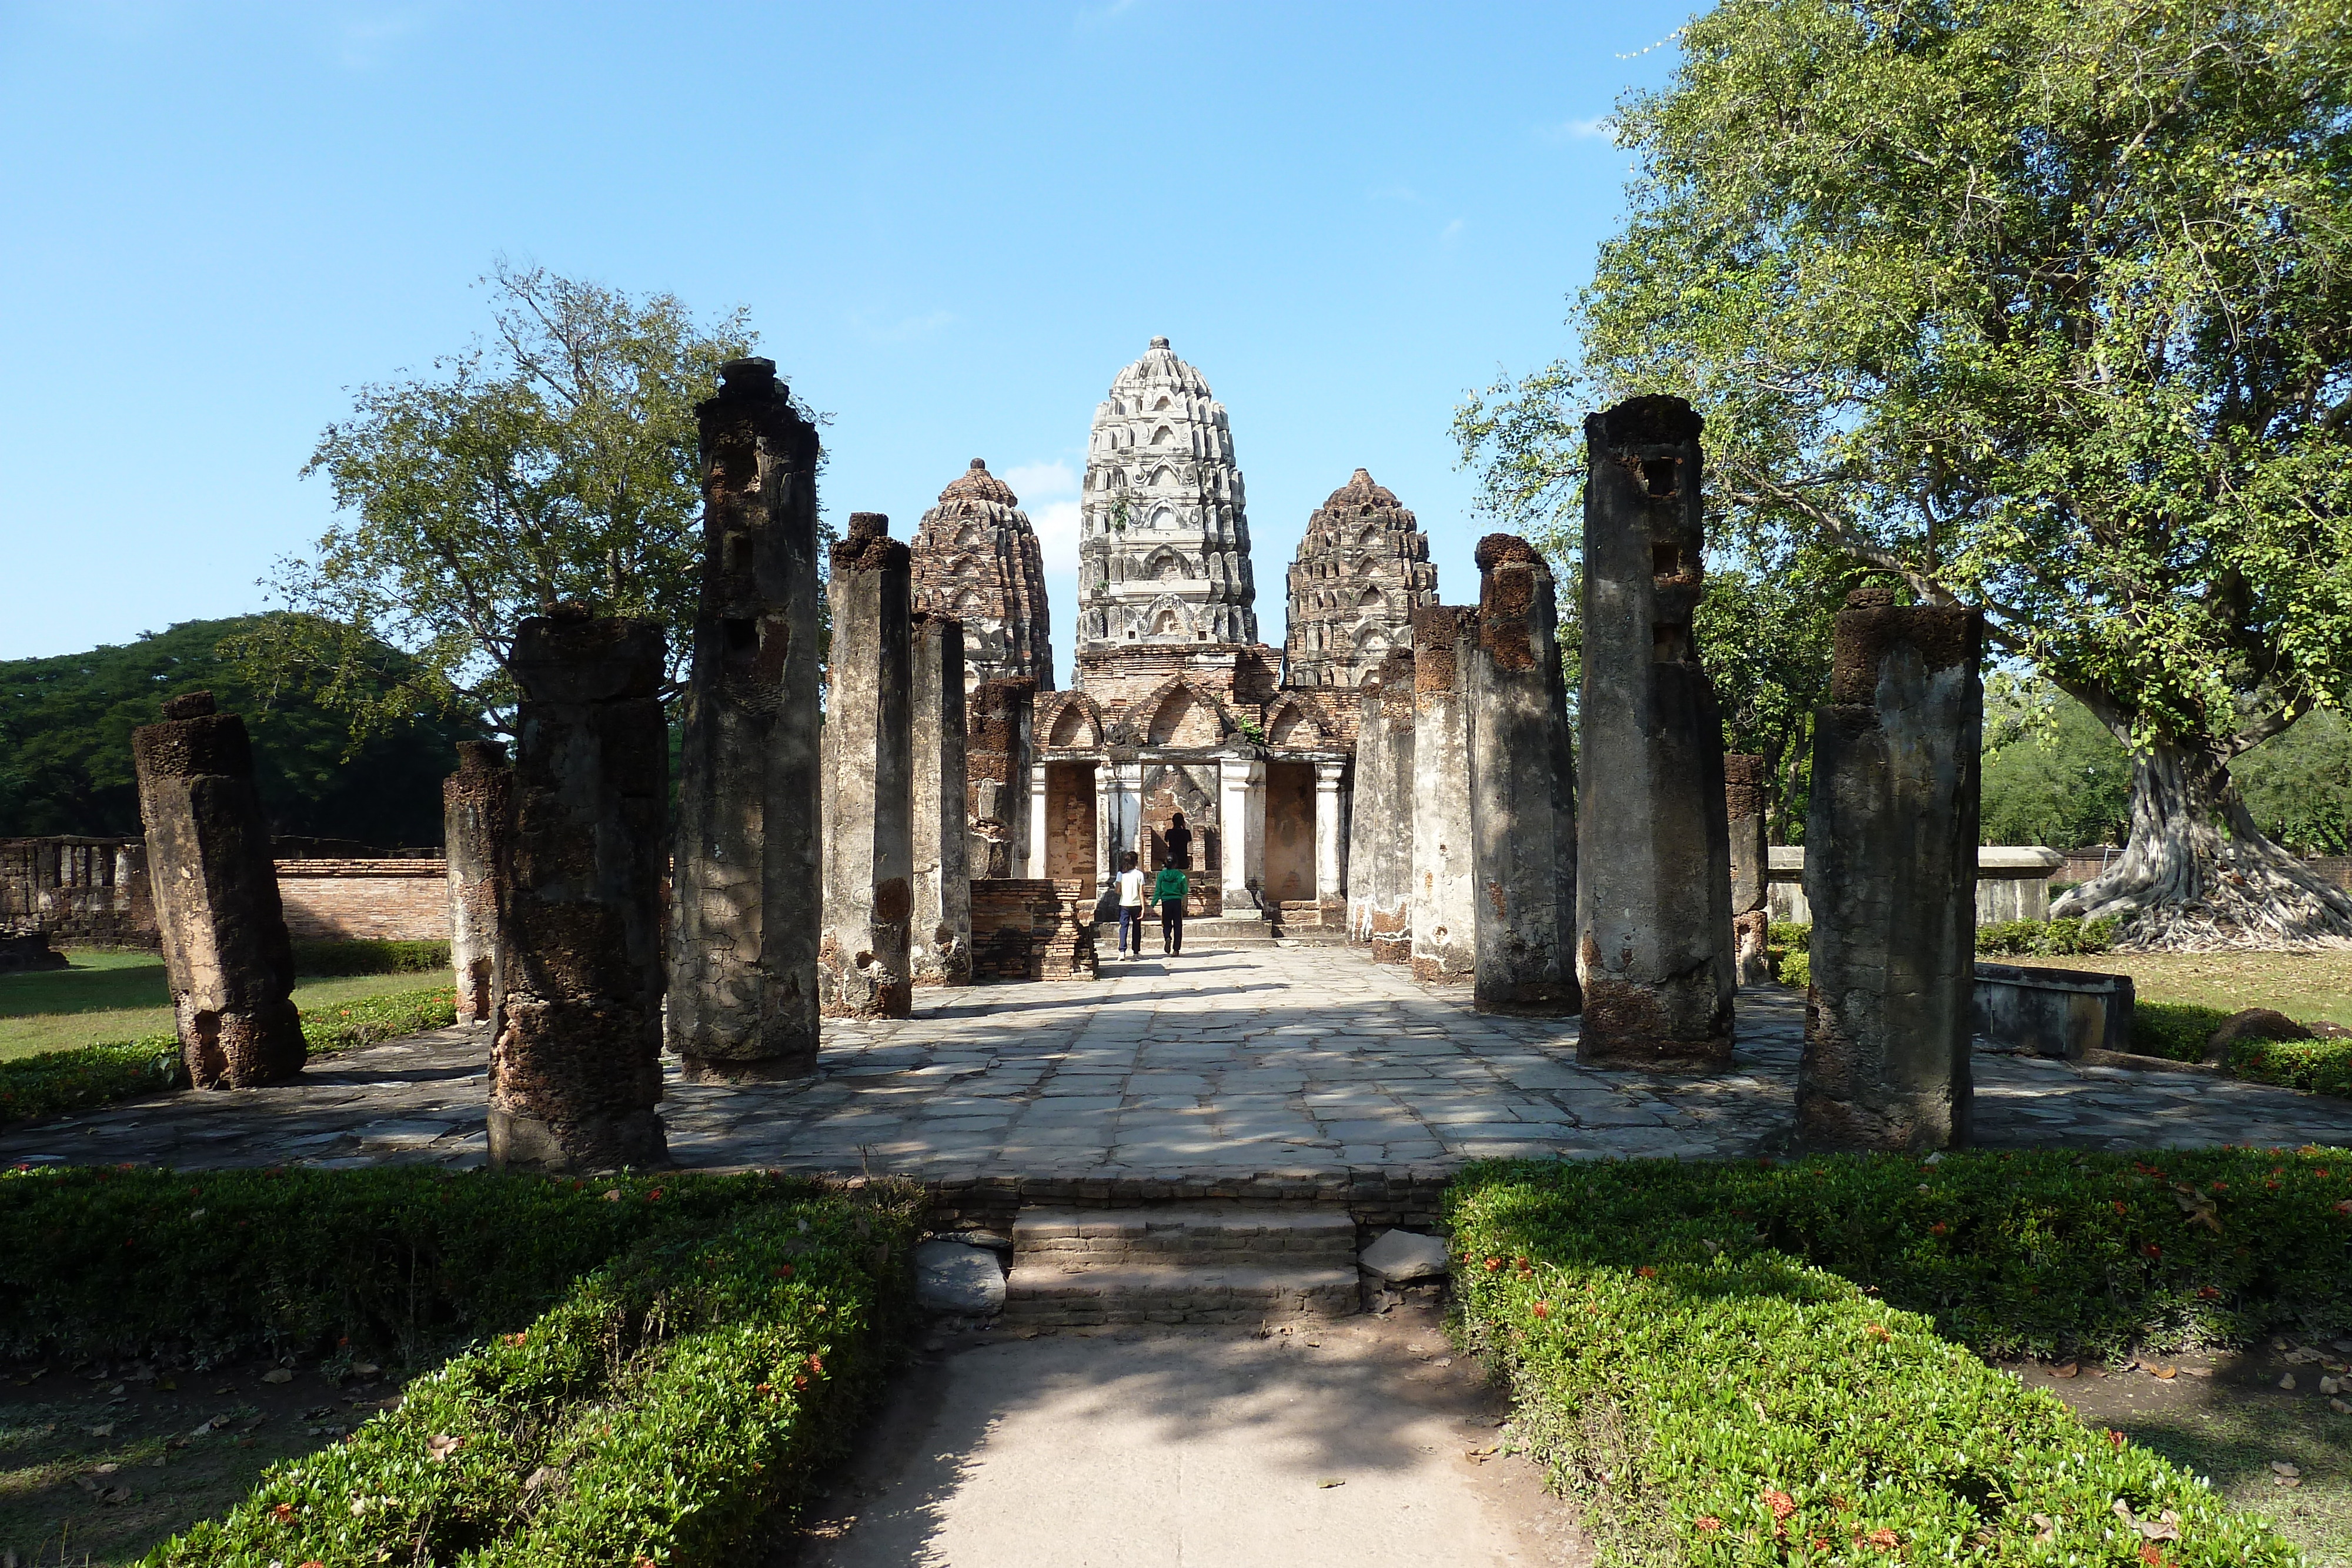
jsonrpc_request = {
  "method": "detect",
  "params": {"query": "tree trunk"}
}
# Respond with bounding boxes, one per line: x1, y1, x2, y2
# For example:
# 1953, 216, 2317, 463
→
2052, 738, 2352, 949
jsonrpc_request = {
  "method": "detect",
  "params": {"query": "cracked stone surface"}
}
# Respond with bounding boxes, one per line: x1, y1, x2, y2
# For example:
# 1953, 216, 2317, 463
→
6, 945, 2350, 1176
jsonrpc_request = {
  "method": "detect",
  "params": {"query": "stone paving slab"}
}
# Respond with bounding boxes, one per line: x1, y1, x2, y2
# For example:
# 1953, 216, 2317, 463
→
6, 944, 2351, 1178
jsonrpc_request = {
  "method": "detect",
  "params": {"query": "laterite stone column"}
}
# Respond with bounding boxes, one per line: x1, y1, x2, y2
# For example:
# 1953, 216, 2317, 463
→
1725, 754, 1774, 986
819, 513, 914, 1018
443, 740, 510, 1027
491, 610, 670, 1172
911, 611, 972, 986
1466, 535, 1580, 1013
131, 691, 305, 1088
1409, 607, 1480, 984
1575, 396, 1736, 1068
1362, 649, 1417, 962
966, 677, 1036, 880
667, 357, 824, 1081
1798, 589, 1984, 1151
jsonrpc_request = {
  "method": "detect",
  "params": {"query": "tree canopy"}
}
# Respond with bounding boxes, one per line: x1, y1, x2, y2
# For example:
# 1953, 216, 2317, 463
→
1459, 0, 2352, 945
233, 263, 776, 737
0, 616, 480, 845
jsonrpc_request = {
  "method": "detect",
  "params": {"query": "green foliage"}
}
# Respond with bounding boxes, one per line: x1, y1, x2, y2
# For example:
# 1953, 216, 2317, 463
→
0, 983, 455, 1125
1981, 690, 2136, 851
0, 1168, 917, 1567
2234, 708, 2352, 855
2132, 1001, 2237, 1062
239, 262, 774, 736
1975, 917, 2119, 957
290, 938, 452, 976
2232, 1032, 2352, 1098
1774, 948, 1810, 989
1448, 1150, 2350, 1565
1767, 921, 1810, 952
0, 616, 478, 841
1457, 0, 2352, 888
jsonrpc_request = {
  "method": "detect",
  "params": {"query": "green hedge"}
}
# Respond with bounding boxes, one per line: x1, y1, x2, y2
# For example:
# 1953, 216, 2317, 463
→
0, 1166, 918, 1566
2130, 1001, 2236, 1062
1975, 916, 2118, 956
292, 938, 452, 976
1448, 1150, 2350, 1566
2233, 1033, 2352, 1099
0, 983, 456, 1128
141, 1186, 916, 1566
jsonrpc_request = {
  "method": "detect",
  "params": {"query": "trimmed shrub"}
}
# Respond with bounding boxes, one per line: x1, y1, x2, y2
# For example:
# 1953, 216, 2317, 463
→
2233, 1033, 2352, 1099
0, 984, 456, 1127
1448, 1151, 2346, 1566
1768, 922, 1811, 953
292, 938, 452, 976
1775, 949, 1810, 989
2132, 1001, 2236, 1063
136, 1184, 918, 1567
1974, 916, 2118, 957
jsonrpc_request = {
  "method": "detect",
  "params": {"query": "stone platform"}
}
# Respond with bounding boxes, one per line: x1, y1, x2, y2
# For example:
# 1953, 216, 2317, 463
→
7, 944, 2351, 1179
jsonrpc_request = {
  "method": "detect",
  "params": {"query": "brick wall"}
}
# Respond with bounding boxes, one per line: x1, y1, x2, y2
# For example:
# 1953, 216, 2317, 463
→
274, 860, 450, 942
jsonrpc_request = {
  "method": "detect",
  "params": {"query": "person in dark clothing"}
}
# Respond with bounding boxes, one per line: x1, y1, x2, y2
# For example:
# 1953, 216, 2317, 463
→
1163, 811, 1193, 871
1154, 862, 1189, 955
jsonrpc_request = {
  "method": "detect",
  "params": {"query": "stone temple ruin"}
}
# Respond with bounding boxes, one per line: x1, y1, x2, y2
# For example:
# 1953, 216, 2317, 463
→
85, 346, 1990, 1167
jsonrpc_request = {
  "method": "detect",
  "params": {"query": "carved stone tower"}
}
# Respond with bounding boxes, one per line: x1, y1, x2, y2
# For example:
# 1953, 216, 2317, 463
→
1076, 337, 1258, 662
1284, 469, 1438, 688
910, 459, 1054, 691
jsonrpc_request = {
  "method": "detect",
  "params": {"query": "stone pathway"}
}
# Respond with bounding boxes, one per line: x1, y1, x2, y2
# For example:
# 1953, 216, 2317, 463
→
8, 944, 2351, 1176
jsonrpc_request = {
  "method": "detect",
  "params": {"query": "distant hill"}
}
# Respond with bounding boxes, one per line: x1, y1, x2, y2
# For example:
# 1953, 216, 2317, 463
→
0, 616, 483, 845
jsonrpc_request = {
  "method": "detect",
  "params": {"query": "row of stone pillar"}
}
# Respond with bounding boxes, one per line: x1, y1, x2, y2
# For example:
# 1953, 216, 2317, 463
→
1342, 394, 1985, 1149
429, 360, 980, 1169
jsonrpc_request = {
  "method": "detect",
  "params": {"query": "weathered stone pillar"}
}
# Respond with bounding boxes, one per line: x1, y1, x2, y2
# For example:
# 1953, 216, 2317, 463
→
1218, 757, 1267, 914
1410, 607, 1480, 984
967, 678, 1036, 879
131, 691, 304, 1088
1466, 536, 1580, 1014
820, 513, 914, 1018
1725, 754, 1774, 986
666, 357, 824, 1079
492, 610, 669, 1171
443, 740, 510, 1028
1345, 676, 1387, 944
911, 612, 972, 987
1798, 589, 1983, 1150
1575, 397, 1736, 1068
1361, 651, 1417, 962
1313, 761, 1347, 908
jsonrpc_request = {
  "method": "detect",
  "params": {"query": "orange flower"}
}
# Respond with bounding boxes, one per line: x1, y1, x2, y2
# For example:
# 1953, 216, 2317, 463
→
1929, 1222, 1948, 1236
1635, 1266, 1658, 1279
1764, 1489, 1797, 1521
2113, 1201, 2128, 1215
1485, 1257, 1503, 1272
756, 1382, 773, 1396
1863, 1323, 1892, 1343
2143, 1243, 2161, 1259
1865, 1527, 1900, 1550
793, 1374, 810, 1390
773, 1264, 796, 1278
1694, 1516, 1723, 1532
807, 1355, 824, 1373
271, 1502, 296, 1524
1532, 1301, 1550, 1319
507, 1332, 528, 1348
2140, 1545, 2167, 1567
2107, 1429, 2126, 1449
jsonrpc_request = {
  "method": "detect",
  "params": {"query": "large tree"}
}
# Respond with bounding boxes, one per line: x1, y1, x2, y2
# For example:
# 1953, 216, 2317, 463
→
1459, 0, 2352, 948
233, 262, 773, 736
0, 616, 478, 845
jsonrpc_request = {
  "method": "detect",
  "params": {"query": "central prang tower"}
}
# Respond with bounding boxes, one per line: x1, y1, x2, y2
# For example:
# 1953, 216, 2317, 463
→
1076, 337, 1258, 656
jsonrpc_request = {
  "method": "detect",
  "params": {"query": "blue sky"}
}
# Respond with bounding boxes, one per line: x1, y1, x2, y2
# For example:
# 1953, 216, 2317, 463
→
0, 1, 1690, 677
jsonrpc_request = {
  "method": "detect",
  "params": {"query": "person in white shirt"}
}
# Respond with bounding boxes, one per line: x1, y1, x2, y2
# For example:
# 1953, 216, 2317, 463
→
1115, 851, 1147, 957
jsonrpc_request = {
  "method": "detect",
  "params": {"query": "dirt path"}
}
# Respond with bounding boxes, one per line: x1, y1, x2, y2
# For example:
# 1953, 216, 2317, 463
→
783, 1303, 1588, 1568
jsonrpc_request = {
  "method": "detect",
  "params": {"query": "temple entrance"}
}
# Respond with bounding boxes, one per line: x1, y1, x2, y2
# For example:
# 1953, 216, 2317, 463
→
1044, 762, 1097, 882
1264, 761, 1316, 905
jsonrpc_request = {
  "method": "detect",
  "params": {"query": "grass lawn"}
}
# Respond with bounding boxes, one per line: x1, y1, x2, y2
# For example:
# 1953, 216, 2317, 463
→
2014, 948, 2352, 1029
0, 951, 435, 1064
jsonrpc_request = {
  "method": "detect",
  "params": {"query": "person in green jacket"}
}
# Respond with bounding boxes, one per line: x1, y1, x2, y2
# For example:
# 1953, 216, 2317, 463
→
1152, 862, 1190, 956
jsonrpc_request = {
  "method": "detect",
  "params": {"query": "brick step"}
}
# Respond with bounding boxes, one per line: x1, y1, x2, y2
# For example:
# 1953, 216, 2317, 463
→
1001, 1263, 1359, 1327
1177, 916, 1281, 948
1013, 1205, 1355, 1268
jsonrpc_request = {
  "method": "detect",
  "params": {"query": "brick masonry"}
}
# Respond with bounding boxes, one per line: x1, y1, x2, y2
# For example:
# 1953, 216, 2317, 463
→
275, 860, 451, 942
